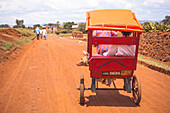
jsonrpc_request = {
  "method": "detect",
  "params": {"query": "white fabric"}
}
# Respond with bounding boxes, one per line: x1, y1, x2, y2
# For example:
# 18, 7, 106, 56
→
43, 29, 47, 36
116, 45, 136, 56
103, 45, 136, 56
103, 45, 118, 56
40, 30, 43, 34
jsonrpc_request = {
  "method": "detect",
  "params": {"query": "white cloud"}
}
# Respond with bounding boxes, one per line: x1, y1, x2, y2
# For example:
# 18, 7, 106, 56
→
143, 0, 165, 6
0, 0, 169, 25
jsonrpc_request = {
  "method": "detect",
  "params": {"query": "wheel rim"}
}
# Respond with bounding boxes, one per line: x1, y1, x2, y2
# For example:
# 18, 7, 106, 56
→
132, 75, 141, 104
132, 77, 138, 102
80, 74, 84, 105
80, 84, 84, 104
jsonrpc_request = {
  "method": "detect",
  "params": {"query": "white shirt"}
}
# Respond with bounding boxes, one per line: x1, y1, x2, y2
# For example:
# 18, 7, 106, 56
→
40, 30, 43, 34
43, 29, 47, 36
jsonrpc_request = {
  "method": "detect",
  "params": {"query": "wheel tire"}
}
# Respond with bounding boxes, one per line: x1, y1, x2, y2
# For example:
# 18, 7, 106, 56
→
80, 74, 84, 105
132, 75, 141, 105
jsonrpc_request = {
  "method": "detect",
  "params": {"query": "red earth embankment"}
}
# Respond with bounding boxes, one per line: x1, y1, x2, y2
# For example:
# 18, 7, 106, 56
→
139, 32, 170, 62
0, 28, 35, 62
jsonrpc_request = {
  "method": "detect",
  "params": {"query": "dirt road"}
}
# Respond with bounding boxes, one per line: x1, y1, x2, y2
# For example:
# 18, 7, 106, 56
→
0, 34, 169, 113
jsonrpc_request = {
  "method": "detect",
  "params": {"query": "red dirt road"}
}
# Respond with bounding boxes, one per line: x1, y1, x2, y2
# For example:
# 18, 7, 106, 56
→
0, 34, 169, 113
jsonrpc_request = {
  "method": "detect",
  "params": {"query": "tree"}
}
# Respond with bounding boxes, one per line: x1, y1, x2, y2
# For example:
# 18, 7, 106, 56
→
141, 21, 170, 32
48, 23, 57, 26
0, 24, 10, 28
162, 16, 170, 25
141, 22, 152, 32
22, 25, 25, 28
63, 22, 75, 30
16, 19, 24, 28
56, 21, 60, 29
33, 24, 42, 29
77, 23, 86, 33
13, 25, 18, 28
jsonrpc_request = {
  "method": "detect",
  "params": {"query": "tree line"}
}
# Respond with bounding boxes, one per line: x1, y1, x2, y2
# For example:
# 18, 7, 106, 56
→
141, 16, 170, 32
1, 16, 169, 33
33, 21, 86, 34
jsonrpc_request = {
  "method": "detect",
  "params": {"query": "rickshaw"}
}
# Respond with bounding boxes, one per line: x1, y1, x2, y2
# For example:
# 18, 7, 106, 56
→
78, 9, 144, 105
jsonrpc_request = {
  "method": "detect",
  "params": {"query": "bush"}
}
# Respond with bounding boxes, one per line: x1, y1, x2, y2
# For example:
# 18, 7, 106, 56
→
141, 16, 170, 32
61, 29, 68, 33
77, 23, 86, 33
0, 24, 10, 28
55, 31, 60, 35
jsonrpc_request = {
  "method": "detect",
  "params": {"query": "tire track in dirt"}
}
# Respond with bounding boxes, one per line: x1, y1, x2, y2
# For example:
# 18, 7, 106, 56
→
0, 41, 41, 113
0, 34, 169, 113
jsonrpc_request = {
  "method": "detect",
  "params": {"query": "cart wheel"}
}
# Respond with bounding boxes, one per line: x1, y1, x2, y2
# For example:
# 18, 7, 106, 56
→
132, 75, 141, 105
80, 74, 84, 105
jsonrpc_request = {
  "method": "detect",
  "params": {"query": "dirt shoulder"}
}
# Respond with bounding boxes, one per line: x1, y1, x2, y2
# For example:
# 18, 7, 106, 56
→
0, 34, 169, 113
0, 28, 35, 62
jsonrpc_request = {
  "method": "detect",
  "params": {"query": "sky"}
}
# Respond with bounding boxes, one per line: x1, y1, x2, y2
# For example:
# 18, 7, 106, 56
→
0, 0, 169, 26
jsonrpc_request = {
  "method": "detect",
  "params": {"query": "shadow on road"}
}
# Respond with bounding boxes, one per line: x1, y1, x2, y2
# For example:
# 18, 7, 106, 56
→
84, 90, 137, 107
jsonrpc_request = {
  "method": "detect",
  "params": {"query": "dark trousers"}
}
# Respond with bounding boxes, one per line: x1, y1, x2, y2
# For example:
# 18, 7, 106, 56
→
37, 34, 39, 40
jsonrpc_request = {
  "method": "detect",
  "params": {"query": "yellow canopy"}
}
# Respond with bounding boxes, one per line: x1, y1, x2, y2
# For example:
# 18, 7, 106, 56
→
86, 9, 143, 33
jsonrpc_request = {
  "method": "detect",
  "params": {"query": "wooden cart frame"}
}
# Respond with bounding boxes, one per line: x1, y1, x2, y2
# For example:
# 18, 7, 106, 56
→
78, 9, 144, 105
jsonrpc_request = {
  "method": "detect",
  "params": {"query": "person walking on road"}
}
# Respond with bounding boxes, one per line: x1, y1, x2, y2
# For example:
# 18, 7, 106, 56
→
40, 28, 43, 39
35, 27, 40, 40
43, 28, 47, 40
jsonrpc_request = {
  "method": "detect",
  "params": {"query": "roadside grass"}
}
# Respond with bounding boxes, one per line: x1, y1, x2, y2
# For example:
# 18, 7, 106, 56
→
138, 55, 170, 70
0, 36, 34, 52
0, 28, 35, 52
0, 28, 9, 29
13, 28, 34, 36
0, 39, 13, 52
2, 34, 13, 37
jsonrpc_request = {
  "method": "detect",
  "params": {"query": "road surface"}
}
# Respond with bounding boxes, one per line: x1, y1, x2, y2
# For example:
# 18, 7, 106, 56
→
0, 34, 169, 113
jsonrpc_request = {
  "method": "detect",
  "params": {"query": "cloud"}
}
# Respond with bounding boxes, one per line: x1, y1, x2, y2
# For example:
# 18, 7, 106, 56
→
0, 0, 169, 25
143, 0, 165, 6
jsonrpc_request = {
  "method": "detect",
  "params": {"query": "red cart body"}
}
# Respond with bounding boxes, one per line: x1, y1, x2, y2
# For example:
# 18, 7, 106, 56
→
86, 9, 143, 79
78, 9, 143, 105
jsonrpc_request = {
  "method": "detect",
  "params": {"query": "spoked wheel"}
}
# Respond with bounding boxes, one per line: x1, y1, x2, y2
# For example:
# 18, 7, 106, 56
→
132, 75, 141, 105
80, 74, 85, 105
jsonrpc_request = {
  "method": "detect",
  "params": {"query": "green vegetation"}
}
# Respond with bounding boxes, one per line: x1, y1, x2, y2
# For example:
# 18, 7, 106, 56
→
0, 24, 10, 28
14, 28, 34, 36
162, 16, 170, 25
63, 22, 75, 30
77, 23, 86, 33
33, 24, 42, 29
138, 55, 170, 70
0, 28, 35, 52
55, 22, 76, 34
0, 28, 9, 29
2, 34, 13, 37
141, 16, 170, 32
12, 19, 25, 28
0, 39, 13, 52
0, 36, 34, 52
